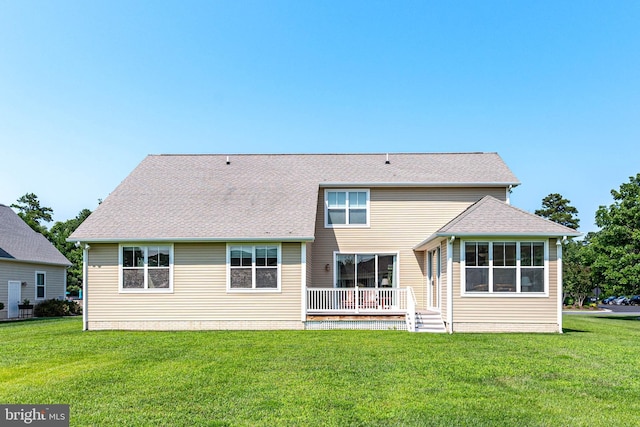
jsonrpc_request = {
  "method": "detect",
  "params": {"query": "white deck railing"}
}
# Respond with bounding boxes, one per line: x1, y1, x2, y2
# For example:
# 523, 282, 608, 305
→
306, 287, 409, 314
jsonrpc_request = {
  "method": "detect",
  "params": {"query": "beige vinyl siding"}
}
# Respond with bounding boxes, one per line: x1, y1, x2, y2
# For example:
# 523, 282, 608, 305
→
451, 238, 559, 329
311, 187, 507, 308
305, 242, 313, 288
86, 243, 302, 326
0, 261, 67, 319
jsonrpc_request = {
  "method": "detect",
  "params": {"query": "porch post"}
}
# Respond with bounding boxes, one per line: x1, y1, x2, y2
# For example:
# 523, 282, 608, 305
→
301, 243, 307, 322
447, 236, 455, 334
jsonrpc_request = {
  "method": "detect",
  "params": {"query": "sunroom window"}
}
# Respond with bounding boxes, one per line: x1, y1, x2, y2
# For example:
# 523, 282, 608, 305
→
463, 241, 546, 294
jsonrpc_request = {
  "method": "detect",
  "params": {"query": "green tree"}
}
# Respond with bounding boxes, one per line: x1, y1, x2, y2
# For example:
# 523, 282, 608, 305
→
11, 193, 53, 235
535, 193, 580, 230
591, 174, 640, 296
48, 209, 92, 295
535, 193, 589, 305
562, 239, 594, 307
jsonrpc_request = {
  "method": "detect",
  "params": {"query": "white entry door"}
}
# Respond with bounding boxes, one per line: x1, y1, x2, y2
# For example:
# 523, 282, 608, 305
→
8, 281, 21, 318
427, 250, 441, 311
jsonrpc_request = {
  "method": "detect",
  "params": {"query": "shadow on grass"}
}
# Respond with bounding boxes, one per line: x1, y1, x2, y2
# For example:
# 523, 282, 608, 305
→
595, 315, 640, 321
0, 317, 73, 327
562, 328, 587, 333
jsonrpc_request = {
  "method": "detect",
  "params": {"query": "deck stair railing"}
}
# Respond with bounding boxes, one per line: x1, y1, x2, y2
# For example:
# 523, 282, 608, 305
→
405, 287, 417, 332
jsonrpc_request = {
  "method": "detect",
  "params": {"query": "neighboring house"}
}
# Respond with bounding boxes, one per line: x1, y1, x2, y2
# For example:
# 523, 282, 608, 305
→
69, 153, 580, 333
0, 204, 71, 319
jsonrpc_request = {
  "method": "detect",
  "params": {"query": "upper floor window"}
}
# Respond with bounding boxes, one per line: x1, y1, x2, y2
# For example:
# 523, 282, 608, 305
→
325, 189, 370, 228
462, 241, 547, 295
120, 245, 173, 292
227, 244, 281, 291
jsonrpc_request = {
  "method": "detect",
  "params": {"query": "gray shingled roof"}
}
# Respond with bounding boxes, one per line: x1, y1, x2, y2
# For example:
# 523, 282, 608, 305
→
0, 204, 71, 266
70, 153, 520, 242
414, 195, 581, 249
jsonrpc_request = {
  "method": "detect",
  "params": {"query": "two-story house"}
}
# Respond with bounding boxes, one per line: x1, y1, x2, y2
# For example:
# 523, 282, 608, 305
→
69, 153, 580, 333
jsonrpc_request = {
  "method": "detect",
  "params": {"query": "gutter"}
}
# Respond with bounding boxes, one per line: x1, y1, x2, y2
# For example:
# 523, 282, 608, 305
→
0, 257, 73, 268
557, 236, 567, 334
67, 236, 316, 244
413, 231, 580, 252
319, 182, 521, 188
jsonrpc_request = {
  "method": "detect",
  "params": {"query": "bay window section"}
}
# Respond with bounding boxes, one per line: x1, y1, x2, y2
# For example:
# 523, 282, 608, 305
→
464, 242, 489, 292
493, 242, 516, 292
121, 245, 173, 292
521, 242, 545, 292
229, 244, 280, 291
463, 241, 547, 295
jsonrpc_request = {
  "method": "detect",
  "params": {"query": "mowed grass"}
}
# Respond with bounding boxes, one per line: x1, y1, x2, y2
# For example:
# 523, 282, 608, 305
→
1, 316, 639, 426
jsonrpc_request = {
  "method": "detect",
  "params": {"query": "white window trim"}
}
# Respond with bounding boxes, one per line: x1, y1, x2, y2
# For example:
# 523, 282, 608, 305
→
118, 244, 174, 293
332, 251, 400, 289
460, 239, 549, 298
226, 243, 282, 293
35, 271, 46, 300
324, 189, 371, 228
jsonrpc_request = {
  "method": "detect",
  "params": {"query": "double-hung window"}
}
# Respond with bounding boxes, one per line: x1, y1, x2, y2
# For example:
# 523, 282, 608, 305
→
325, 189, 369, 227
120, 245, 173, 292
228, 244, 281, 291
35, 271, 46, 299
463, 241, 547, 295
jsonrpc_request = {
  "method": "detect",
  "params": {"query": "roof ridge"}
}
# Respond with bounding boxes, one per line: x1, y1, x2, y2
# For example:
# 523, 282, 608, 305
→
150, 152, 498, 157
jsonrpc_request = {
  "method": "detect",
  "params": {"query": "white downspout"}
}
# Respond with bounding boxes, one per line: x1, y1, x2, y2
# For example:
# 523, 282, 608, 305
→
82, 244, 90, 331
301, 243, 307, 323
447, 236, 455, 334
557, 237, 566, 334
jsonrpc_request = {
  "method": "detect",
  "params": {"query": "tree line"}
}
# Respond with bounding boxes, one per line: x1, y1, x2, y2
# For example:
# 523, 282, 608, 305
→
11, 193, 91, 297
536, 174, 640, 306
10, 173, 640, 304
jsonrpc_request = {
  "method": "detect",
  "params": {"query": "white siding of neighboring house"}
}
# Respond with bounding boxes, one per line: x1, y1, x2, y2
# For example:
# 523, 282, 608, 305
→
0, 260, 67, 319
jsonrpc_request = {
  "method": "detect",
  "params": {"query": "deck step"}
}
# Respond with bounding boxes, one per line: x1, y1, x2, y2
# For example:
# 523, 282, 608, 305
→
410, 310, 447, 333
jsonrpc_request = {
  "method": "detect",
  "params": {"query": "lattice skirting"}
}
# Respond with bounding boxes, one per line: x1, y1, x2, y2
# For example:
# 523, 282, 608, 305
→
304, 320, 407, 331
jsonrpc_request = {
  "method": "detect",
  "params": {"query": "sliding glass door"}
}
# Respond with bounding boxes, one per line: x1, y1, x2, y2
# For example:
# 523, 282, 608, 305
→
335, 253, 397, 288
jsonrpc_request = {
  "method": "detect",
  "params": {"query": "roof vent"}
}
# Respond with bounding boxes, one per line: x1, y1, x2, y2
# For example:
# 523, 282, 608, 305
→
385, 153, 390, 164
226, 156, 230, 165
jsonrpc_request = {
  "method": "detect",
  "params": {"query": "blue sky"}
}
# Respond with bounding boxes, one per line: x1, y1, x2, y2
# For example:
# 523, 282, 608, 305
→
1, 1, 638, 233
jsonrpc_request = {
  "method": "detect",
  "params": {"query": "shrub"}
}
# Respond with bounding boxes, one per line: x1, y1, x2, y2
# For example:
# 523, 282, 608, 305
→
34, 299, 82, 317
0, 302, 4, 311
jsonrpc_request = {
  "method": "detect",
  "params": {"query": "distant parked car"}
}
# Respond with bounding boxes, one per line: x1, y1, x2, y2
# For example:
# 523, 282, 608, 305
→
628, 295, 640, 306
614, 296, 630, 305
603, 296, 618, 305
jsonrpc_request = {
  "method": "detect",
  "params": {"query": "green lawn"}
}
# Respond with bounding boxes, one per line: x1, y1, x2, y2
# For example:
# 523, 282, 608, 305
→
1, 316, 639, 426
